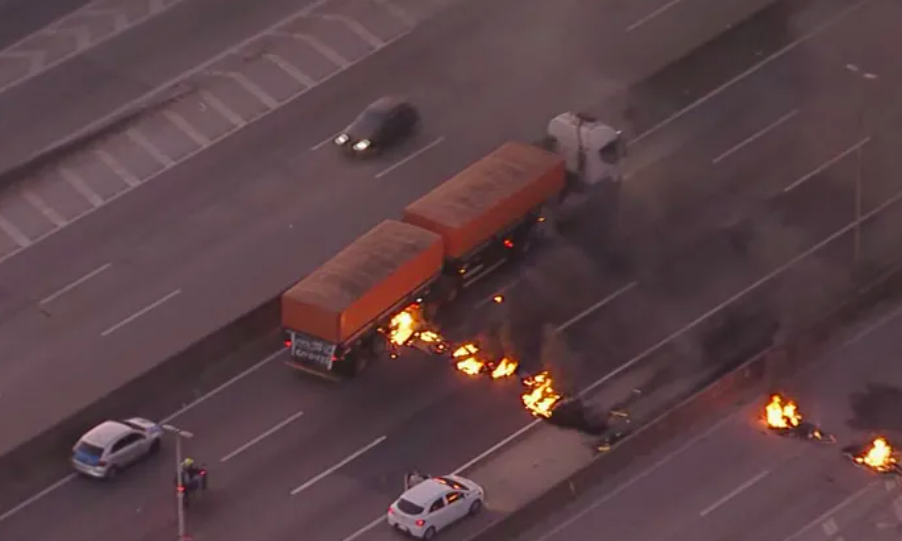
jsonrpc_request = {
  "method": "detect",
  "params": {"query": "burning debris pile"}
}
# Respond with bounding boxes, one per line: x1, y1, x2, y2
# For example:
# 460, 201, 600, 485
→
382, 301, 572, 419
847, 437, 900, 474
765, 394, 802, 430
522, 372, 563, 418
763, 394, 834, 443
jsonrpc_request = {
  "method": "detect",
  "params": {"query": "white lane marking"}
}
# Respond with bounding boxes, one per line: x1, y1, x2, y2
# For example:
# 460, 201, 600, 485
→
783, 137, 870, 192
162, 110, 211, 147
374, 0, 417, 27
0, 4, 424, 268
322, 14, 384, 47
20, 190, 65, 226
217, 71, 280, 109
453, 419, 542, 477
83, 9, 129, 32
0, 212, 30, 246
54, 27, 91, 50
273, 31, 350, 67
845, 302, 902, 345
0, 0, 189, 95
100, 289, 181, 337
126, 128, 175, 167
343, 187, 902, 540
0, 348, 287, 524
160, 348, 286, 423
220, 409, 305, 463
312, 132, 341, 150
822, 518, 839, 536
531, 413, 739, 541
93, 149, 140, 187
779, 485, 880, 541
892, 495, 902, 521
2, 51, 44, 73
374, 137, 444, 178
699, 469, 772, 517
290, 436, 387, 496
264, 53, 315, 86
631, 1, 868, 144
199, 90, 246, 127
712, 109, 799, 164
626, 0, 688, 32
579, 188, 902, 400
39, 262, 112, 305
555, 282, 637, 333
58, 167, 103, 207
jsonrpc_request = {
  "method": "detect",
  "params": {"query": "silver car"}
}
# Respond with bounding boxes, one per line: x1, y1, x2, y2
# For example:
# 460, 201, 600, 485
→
72, 418, 163, 479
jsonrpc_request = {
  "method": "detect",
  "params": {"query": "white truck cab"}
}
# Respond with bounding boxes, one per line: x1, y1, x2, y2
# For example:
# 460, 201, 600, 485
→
544, 112, 626, 185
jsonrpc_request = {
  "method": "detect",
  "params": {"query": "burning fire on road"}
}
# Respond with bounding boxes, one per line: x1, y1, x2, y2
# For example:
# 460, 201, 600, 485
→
765, 394, 802, 429
851, 437, 899, 473
387, 305, 422, 347
762, 394, 835, 443
381, 300, 570, 421
522, 371, 563, 418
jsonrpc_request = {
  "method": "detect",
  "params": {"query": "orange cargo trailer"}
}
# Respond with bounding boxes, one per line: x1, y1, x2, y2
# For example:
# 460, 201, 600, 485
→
402, 142, 565, 259
282, 220, 443, 374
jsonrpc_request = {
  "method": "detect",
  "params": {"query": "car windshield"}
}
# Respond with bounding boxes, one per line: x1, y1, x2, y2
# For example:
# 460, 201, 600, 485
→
75, 442, 104, 457
348, 108, 387, 137
396, 498, 424, 515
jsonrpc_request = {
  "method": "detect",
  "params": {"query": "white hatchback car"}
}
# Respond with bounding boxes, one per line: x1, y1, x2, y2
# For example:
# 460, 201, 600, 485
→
387, 474, 485, 539
72, 418, 163, 479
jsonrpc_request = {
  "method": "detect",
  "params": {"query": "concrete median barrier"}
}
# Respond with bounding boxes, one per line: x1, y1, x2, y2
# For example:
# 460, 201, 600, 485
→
465, 262, 902, 541
0, 87, 193, 191
0, 296, 281, 510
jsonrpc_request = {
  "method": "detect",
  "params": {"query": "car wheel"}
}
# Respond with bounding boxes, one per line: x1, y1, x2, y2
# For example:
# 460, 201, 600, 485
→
468, 499, 483, 516
422, 526, 436, 540
105, 466, 121, 480
149, 439, 161, 455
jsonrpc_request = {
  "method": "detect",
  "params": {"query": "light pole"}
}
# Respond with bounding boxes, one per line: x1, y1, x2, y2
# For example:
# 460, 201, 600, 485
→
163, 424, 194, 541
845, 63, 878, 268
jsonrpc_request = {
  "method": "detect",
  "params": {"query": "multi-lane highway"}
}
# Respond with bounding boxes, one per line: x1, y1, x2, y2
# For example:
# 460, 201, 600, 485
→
0, 0, 802, 459
0, 0, 416, 172
520, 302, 902, 541
1, 0, 902, 540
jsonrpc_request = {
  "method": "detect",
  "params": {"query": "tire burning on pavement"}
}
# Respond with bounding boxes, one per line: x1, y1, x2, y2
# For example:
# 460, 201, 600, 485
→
764, 394, 802, 430
845, 437, 900, 474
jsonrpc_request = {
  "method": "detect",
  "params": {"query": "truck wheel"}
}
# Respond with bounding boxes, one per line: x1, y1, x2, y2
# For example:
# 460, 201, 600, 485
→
352, 354, 370, 375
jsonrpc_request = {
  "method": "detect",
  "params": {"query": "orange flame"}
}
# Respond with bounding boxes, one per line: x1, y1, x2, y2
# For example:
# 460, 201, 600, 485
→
765, 394, 802, 429
388, 305, 421, 346
855, 437, 898, 472
453, 343, 484, 376
521, 371, 562, 418
490, 358, 518, 379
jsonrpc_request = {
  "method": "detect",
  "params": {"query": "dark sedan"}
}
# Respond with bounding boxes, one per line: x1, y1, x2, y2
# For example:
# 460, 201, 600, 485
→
334, 97, 419, 155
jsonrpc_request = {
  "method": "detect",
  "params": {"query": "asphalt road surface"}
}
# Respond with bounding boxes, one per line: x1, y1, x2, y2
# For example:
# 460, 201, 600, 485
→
2, 0, 902, 539
0, 0, 810, 458
0, 0, 371, 173
519, 302, 902, 541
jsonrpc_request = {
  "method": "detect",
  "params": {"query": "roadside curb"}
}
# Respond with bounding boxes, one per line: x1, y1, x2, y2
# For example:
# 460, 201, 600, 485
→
0, 296, 281, 512
0, 87, 193, 191
464, 262, 902, 541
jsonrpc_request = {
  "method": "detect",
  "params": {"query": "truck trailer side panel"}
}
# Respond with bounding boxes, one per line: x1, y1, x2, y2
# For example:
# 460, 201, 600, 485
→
281, 220, 443, 343
402, 142, 565, 259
